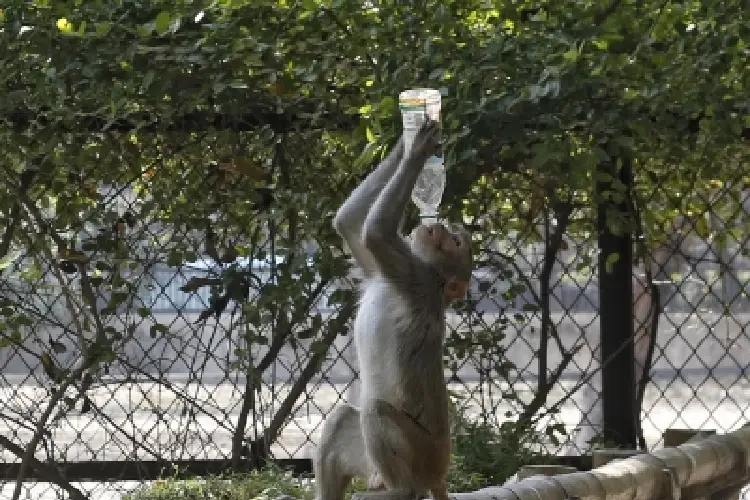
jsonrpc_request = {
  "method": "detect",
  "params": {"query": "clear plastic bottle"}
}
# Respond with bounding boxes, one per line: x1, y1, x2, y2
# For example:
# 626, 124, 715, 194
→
399, 88, 444, 222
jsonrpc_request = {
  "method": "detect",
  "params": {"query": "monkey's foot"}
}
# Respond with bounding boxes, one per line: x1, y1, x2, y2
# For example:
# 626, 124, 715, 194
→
367, 472, 385, 490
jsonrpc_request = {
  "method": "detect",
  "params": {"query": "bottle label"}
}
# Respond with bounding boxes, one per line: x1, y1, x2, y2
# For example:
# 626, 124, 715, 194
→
400, 100, 440, 130
399, 98, 426, 130
401, 112, 426, 131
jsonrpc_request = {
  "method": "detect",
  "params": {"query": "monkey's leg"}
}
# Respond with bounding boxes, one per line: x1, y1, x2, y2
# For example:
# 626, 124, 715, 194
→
430, 482, 450, 500
314, 404, 370, 500
360, 402, 423, 500
367, 472, 385, 490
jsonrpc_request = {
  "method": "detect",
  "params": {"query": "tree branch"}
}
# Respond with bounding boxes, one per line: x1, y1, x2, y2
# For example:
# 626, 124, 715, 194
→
0, 436, 87, 500
0, 163, 42, 259
593, 0, 623, 25
258, 298, 356, 455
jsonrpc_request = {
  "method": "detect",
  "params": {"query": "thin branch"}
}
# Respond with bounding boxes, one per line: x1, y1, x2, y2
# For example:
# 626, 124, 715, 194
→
259, 298, 356, 452
11, 362, 90, 500
537, 199, 574, 390
485, 249, 566, 355
18, 197, 90, 354
231, 226, 264, 467
630, 173, 662, 450
0, 164, 41, 259
519, 343, 585, 426
0, 436, 87, 500
544, 326, 646, 417
10, 197, 105, 499
593, 0, 623, 25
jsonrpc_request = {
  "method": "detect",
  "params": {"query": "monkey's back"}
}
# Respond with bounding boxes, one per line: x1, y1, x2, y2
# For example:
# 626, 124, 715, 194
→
354, 277, 450, 435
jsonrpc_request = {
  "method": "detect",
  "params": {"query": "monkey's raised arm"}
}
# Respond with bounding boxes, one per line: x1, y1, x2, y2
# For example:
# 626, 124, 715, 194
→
333, 137, 405, 277
362, 121, 440, 279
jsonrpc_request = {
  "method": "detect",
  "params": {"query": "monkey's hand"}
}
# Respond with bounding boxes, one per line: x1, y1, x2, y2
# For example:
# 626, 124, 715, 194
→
407, 120, 442, 163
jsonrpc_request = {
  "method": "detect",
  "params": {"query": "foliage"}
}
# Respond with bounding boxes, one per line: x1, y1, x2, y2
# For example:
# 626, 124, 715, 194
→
124, 467, 315, 500
1, 0, 750, 497
447, 392, 555, 488
124, 399, 536, 500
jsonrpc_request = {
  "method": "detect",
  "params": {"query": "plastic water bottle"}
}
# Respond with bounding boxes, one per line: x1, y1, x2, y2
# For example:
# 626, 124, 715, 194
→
399, 88, 445, 222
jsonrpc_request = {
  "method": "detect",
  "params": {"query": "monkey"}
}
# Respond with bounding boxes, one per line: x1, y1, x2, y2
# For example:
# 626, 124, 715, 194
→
314, 120, 473, 500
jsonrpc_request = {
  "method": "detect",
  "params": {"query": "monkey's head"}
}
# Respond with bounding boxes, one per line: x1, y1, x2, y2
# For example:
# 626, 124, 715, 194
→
411, 222, 473, 301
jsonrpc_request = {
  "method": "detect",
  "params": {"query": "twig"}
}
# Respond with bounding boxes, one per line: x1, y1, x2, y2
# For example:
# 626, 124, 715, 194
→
544, 326, 645, 417
630, 172, 661, 450
0, 165, 40, 258
537, 200, 574, 391
10, 197, 103, 499
11, 362, 89, 500
260, 299, 356, 451
484, 249, 566, 355
518, 343, 584, 426
0, 436, 88, 500
231, 227, 263, 467
593, 0, 623, 25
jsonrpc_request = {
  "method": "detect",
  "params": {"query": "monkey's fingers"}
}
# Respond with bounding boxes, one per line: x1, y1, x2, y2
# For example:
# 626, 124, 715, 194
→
416, 121, 440, 143
420, 119, 440, 134
423, 123, 442, 154
411, 119, 442, 157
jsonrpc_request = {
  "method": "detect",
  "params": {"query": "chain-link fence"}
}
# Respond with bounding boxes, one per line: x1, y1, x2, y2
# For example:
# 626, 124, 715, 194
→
2, 154, 750, 499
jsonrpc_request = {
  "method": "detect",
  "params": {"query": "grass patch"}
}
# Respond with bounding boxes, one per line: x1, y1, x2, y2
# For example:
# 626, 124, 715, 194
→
124, 466, 314, 500
126, 405, 551, 499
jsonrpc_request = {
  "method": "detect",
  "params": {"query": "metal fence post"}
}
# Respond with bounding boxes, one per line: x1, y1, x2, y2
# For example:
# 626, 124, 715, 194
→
596, 152, 637, 448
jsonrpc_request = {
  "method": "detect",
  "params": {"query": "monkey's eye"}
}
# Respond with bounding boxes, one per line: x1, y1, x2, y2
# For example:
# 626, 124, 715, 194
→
427, 227, 434, 235
453, 235, 461, 246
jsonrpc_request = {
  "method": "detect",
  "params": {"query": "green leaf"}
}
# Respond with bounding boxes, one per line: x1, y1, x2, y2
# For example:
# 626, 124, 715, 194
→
95, 22, 111, 36
149, 323, 169, 338
155, 12, 171, 35
50, 339, 67, 354
365, 126, 376, 143
605, 252, 620, 274
107, 291, 129, 309
0, 250, 21, 270
142, 71, 155, 91
562, 49, 578, 61
167, 250, 183, 267
378, 96, 396, 116
694, 215, 710, 239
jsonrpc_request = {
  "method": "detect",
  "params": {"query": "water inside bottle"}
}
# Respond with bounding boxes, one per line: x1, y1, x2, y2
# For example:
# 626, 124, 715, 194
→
411, 157, 446, 217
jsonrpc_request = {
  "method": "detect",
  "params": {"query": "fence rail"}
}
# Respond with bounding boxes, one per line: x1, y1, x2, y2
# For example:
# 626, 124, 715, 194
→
441, 426, 750, 500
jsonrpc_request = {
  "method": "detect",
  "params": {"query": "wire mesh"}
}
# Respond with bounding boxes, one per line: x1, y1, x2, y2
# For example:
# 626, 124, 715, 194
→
1, 138, 749, 500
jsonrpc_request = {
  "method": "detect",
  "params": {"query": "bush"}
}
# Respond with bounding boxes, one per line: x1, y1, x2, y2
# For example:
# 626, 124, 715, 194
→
447, 408, 554, 489
124, 467, 314, 500
127, 405, 552, 500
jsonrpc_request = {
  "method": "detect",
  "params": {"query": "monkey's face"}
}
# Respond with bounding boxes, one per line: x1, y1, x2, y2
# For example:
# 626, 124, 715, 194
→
412, 223, 463, 260
411, 222, 473, 300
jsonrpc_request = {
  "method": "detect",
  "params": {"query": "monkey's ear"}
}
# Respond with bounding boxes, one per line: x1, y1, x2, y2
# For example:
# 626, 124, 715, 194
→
444, 278, 469, 301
